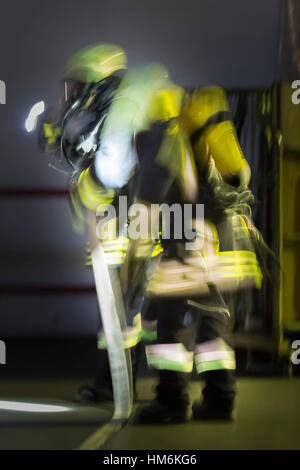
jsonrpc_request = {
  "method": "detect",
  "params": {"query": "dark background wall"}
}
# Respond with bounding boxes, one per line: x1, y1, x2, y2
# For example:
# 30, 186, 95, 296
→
0, 0, 284, 337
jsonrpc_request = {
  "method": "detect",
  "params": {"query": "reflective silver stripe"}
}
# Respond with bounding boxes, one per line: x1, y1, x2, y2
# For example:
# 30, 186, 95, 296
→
195, 350, 235, 363
195, 338, 232, 354
103, 252, 127, 266
195, 338, 236, 373
146, 343, 193, 372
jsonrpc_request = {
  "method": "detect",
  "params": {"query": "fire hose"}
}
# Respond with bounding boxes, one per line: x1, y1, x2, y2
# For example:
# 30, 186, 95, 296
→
77, 243, 133, 450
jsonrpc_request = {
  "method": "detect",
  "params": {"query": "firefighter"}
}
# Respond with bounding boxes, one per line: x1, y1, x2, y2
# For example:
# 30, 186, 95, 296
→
132, 85, 262, 423
37, 45, 166, 402
39, 44, 262, 421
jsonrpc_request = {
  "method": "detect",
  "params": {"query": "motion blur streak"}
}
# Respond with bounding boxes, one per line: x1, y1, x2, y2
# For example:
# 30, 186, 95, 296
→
25, 100, 45, 132
0, 401, 71, 413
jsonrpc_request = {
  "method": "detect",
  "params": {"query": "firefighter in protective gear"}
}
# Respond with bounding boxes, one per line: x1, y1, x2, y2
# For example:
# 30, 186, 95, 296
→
39, 44, 262, 421
83, 69, 260, 422
131, 85, 261, 423
38, 44, 154, 402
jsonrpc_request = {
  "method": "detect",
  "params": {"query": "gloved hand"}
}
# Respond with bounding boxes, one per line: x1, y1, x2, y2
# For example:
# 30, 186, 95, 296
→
38, 105, 63, 155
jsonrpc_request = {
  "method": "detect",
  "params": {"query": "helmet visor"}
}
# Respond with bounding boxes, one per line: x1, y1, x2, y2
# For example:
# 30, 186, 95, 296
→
62, 79, 85, 103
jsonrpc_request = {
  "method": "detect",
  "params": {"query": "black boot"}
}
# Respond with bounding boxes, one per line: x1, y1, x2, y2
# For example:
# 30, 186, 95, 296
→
76, 385, 114, 402
193, 369, 236, 421
138, 370, 191, 424
138, 399, 191, 424
77, 349, 113, 402
77, 345, 140, 403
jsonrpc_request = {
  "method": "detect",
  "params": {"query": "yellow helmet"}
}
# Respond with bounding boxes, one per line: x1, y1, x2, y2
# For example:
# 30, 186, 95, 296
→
65, 44, 127, 83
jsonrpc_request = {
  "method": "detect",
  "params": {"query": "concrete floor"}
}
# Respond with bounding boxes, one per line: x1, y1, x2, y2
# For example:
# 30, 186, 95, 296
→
0, 376, 299, 450
0, 378, 111, 450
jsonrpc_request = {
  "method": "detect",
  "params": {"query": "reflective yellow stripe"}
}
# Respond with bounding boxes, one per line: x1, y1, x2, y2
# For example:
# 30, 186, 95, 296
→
77, 167, 115, 211
102, 238, 129, 250
147, 357, 193, 373
140, 329, 158, 341
151, 240, 163, 257
43, 123, 61, 145
86, 237, 130, 266
218, 265, 263, 288
97, 314, 142, 349
218, 250, 257, 259
135, 238, 163, 258
196, 358, 236, 373
218, 251, 263, 288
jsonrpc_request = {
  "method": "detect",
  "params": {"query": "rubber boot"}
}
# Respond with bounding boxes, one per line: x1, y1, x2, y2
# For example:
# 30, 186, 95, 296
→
193, 369, 236, 420
77, 349, 113, 402
138, 370, 191, 424
77, 345, 141, 403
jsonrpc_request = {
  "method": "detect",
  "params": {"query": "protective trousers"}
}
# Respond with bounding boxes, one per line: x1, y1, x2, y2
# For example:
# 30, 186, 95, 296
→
144, 292, 236, 412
